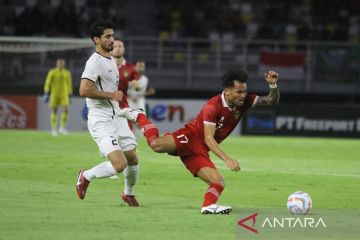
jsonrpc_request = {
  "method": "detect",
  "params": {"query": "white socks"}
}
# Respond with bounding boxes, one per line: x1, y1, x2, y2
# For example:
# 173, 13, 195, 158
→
123, 164, 139, 195
82, 162, 139, 196
83, 161, 117, 181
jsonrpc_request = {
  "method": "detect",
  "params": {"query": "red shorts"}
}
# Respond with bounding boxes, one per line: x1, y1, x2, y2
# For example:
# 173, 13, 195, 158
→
171, 127, 216, 176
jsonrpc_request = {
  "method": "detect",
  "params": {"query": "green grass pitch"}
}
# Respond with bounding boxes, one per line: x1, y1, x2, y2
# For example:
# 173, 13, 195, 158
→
0, 130, 359, 240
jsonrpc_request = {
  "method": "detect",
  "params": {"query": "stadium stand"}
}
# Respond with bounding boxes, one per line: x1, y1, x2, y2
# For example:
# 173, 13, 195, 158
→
0, 0, 359, 104
0, 0, 359, 42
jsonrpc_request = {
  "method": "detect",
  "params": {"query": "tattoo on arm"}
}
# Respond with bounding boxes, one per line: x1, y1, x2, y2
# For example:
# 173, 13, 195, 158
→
255, 87, 280, 106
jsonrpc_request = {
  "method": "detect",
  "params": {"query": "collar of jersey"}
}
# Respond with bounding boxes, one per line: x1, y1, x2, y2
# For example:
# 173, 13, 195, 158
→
95, 51, 111, 60
221, 92, 236, 111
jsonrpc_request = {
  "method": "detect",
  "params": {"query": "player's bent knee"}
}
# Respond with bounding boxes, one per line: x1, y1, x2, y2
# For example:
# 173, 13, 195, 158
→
124, 150, 139, 165
212, 177, 225, 187
127, 155, 138, 165
113, 160, 127, 172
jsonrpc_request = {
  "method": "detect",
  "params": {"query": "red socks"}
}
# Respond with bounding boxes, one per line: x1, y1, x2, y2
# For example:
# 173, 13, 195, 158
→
202, 182, 224, 207
136, 114, 159, 145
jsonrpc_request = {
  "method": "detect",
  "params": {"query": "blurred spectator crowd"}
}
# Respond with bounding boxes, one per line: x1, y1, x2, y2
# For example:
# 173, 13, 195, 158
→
156, 0, 360, 42
1, 0, 360, 42
0, 0, 125, 37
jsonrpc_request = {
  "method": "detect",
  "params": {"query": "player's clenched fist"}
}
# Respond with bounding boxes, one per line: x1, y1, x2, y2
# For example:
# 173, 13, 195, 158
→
264, 70, 279, 85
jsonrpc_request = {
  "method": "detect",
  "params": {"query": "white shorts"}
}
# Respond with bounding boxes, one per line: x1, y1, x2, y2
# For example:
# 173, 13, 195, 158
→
87, 116, 137, 156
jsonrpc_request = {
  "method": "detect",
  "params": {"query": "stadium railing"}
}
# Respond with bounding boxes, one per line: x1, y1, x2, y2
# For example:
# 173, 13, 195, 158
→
0, 36, 359, 94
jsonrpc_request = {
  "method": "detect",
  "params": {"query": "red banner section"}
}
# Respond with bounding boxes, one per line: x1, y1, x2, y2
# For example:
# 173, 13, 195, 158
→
260, 52, 305, 66
258, 52, 305, 80
0, 95, 37, 129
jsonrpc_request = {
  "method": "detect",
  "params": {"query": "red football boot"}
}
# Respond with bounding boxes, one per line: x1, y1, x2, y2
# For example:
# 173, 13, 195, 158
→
121, 192, 140, 207
76, 169, 90, 200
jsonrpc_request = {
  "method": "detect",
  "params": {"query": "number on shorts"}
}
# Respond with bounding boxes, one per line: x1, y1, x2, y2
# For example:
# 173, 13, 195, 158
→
176, 134, 188, 144
110, 136, 118, 146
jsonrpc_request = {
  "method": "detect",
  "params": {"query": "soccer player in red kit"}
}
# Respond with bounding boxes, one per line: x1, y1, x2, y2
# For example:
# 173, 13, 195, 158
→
111, 38, 139, 108
118, 69, 280, 214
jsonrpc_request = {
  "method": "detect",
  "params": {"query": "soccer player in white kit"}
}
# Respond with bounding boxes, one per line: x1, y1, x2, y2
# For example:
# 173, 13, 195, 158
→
76, 20, 140, 206
127, 61, 155, 140
128, 61, 156, 111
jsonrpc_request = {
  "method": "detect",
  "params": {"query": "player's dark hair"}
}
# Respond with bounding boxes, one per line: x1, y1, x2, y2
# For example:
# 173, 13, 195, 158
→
221, 69, 248, 88
90, 20, 114, 43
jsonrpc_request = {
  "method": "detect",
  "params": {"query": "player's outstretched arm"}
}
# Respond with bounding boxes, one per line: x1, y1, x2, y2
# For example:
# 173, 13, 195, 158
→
204, 123, 240, 172
254, 70, 280, 107
79, 79, 123, 101
129, 80, 141, 91
145, 87, 156, 96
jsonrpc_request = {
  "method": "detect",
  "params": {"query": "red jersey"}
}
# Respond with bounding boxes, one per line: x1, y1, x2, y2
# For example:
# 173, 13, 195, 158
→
185, 92, 257, 144
117, 60, 139, 108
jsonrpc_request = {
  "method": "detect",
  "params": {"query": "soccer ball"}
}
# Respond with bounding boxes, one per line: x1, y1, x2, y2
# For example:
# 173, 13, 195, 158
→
287, 191, 312, 215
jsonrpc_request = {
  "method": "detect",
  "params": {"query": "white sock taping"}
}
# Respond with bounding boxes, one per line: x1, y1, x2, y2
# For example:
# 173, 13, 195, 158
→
123, 164, 139, 195
84, 161, 117, 180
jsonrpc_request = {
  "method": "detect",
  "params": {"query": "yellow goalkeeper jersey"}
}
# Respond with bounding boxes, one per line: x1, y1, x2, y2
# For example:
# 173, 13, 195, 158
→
44, 68, 73, 97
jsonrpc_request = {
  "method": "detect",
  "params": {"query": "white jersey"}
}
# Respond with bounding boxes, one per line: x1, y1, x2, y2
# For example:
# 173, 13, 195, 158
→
81, 52, 120, 120
127, 74, 148, 110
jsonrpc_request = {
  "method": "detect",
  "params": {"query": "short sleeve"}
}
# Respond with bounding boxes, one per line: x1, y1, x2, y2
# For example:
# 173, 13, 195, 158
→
202, 102, 219, 125
81, 59, 98, 82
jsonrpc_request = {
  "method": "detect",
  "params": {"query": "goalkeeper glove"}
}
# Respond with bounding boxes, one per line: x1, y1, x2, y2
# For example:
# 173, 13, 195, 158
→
43, 93, 50, 103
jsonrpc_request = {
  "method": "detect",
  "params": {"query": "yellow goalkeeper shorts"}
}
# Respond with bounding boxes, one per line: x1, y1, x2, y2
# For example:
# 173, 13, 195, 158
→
49, 95, 69, 108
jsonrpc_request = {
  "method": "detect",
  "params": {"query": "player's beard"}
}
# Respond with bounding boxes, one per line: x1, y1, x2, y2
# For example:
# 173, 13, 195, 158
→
101, 42, 113, 52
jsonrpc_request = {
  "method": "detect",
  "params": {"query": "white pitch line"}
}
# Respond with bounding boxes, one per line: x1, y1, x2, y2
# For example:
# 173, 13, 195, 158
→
210, 160, 360, 178
241, 168, 360, 178
160, 161, 360, 178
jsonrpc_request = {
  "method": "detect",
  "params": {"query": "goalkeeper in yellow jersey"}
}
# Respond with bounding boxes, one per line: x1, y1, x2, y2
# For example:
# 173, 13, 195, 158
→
43, 58, 73, 136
